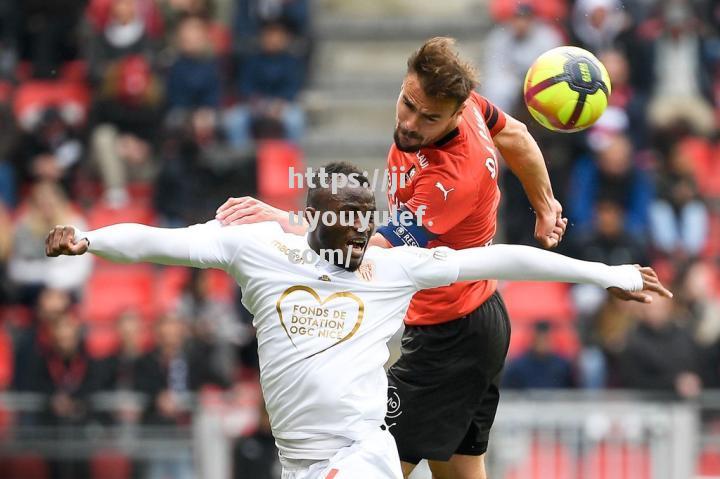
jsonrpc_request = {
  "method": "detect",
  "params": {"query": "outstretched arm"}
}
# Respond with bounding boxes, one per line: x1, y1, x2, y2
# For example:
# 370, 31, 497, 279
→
45, 222, 238, 270
449, 244, 671, 302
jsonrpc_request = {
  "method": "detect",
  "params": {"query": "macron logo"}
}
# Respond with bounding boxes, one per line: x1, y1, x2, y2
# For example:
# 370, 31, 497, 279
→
435, 181, 455, 200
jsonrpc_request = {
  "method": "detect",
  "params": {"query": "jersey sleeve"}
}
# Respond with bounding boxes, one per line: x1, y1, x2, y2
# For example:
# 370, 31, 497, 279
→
392, 246, 460, 290
404, 167, 476, 236
476, 94, 507, 136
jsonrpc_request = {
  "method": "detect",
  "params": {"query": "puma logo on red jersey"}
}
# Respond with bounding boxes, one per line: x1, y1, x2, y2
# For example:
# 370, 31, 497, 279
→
435, 181, 455, 200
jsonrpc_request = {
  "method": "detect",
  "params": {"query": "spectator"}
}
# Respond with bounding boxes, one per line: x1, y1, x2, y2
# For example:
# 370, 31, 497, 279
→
159, 0, 213, 31
0, 0, 18, 79
139, 313, 228, 479
224, 19, 305, 149
597, 49, 648, 149
570, 0, 627, 53
154, 107, 255, 226
567, 131, 654, 237
17, 0, 86, 78
0, 200, 11, 304
649, 143, 709, 257
89, 55, 163, 207
503, 321, 575, 389
614, 296, 703, 399
25, 311, 96, 479
673, 260, 720, 388
10, 106, 85, 197
11, 288, 74, 392
176, 268, 251, 383
481, 2, 562, 113
94, 310, 146, 393
232, 0, 311, 51
86, 0, 158, 85
166, 15, 222, 111
232, 401, 281, 479
7, 181, 92, 304
139, 313, 229, 425
646, 1, 716, 137
571, 196, 649, 266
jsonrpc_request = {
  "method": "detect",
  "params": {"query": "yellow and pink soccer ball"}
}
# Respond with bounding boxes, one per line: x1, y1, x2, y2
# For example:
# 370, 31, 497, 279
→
523, 46, 612, 133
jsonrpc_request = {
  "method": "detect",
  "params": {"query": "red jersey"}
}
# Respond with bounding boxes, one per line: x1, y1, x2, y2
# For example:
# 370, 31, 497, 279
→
385, 92, 507, 326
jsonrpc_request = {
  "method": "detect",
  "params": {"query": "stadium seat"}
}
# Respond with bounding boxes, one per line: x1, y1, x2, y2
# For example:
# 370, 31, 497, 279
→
156, 266, 191, 312
81, 265, 157, 324
500, 282, 575, 324
698, 448, 720, 476
87, 202, 156, 230
91, 452, 130, 479
208, 22, 232, 56
504, 440, 575, 479
681, 137, 720, 199
0, 328, 13, 389
257, 140, 304, 211
582, 442, 652, 479
2, 455, 48, 479
13, 80, 90, 128
86, 325, 120, 359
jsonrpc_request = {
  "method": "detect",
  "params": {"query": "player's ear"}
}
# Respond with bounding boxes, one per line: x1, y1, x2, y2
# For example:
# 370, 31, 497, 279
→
303, 207, 316, 224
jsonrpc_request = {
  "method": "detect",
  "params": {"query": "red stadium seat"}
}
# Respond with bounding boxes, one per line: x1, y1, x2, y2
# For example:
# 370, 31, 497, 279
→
0, 328, 13, 389
87, 202, 156, 230
81, 265, 157, 324
156, 266, 191, 312
500, 282, 575, 324
582, 442, 652, 479
2, 455, 48, 479
13, 80, 90, 128
206, 268, 235, 303
208, 22, 232, 56
91, 452, 131, 479
504, 440, 575, 479
86, 326, 120, 359
698, 448, 720, 476
257, 140, 304, 211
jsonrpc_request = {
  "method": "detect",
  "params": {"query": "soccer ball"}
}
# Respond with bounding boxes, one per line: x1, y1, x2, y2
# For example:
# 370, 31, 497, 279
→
523, 46, 611, 133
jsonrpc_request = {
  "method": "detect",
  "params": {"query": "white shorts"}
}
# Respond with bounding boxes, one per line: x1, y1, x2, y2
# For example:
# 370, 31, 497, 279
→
280, 428, 403, 479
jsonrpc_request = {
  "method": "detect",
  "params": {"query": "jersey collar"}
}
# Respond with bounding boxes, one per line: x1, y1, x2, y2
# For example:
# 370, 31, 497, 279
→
432, 127, 460, 148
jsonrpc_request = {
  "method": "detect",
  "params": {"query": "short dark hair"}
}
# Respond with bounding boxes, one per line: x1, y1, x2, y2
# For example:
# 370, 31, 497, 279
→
406, 37, 478, 107
306, 162, 371, 208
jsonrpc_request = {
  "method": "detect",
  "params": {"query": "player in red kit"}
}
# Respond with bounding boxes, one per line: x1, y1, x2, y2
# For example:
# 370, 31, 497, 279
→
215, 37, 568, 479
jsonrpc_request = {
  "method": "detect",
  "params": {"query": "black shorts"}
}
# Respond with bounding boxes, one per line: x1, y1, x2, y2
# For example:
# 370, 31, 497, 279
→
385, 291, 511, 464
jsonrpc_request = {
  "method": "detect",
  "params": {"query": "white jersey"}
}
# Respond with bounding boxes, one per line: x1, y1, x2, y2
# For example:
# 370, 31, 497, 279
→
87, 220, 459, 460
81, 219, 643, 462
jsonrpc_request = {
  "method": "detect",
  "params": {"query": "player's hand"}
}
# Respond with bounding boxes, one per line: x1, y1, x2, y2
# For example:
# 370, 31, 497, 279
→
607, 266, 673, 303
45, 225, 89, 257
534, 198, 567, 249
215, 196, 285, 226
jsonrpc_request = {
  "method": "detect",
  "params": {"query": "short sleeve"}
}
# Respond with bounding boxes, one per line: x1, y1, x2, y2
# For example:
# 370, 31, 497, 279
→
404, 170, 475, 235
476, 95, 507, 136
393, 246, 460, 290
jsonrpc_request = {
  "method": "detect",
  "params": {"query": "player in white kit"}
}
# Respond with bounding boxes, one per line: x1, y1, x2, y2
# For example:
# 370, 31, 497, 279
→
45, 164, 670, 479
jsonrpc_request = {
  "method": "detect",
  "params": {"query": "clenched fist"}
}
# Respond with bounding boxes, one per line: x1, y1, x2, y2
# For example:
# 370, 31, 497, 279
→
45, 226, 89, 257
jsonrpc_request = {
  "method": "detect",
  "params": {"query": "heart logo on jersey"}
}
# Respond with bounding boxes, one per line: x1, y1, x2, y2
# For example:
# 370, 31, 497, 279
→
276, 286, 365, 359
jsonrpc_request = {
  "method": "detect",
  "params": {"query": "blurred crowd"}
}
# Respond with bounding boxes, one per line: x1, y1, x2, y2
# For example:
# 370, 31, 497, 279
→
1, 0, 720, 477
0, 0, 311, 477
485, 0, 720, 402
